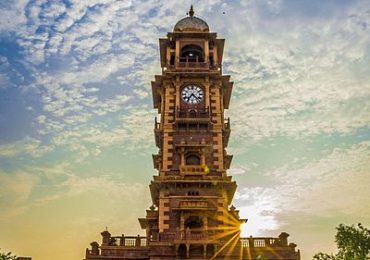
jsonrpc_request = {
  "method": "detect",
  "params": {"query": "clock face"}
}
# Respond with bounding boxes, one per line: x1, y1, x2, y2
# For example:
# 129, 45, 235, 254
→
181, 85, 204, 104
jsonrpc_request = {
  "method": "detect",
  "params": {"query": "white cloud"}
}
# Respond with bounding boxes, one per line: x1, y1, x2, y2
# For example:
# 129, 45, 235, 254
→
228, 167, 247, 175
0, 137, 54, 158
236, 187, 282, 236
0, 169, 39, 220
216, 1, 370, 140
1, 1, 369, 259
235, 141, 370, 236
0, 0, 28, 33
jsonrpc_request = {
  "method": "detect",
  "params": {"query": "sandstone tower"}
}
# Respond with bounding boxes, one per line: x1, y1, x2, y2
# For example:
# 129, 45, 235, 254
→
84, 6, 300, 260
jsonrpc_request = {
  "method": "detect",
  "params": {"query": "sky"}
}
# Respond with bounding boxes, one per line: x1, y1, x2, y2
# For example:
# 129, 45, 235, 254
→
0, 0, 369, 259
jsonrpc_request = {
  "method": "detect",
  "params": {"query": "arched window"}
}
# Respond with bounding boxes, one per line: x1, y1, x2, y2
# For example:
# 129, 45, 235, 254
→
189, 109, 197, 118
180, 45, 204, 62
185, 216, 203, 229
178, 244, 187, 257
186, 154, 201, 165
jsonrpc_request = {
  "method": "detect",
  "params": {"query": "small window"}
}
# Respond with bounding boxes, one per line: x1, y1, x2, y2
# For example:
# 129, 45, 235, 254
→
189, 109, 197, 118
170, 54, 175, 65
186, 155, 200, 165
185, 216, 203, 229
180, 45, 204, 62
209, 54, 214, 66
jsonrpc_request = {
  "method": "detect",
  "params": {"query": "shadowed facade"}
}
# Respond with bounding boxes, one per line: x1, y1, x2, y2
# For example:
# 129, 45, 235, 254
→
84, 6, 300, 260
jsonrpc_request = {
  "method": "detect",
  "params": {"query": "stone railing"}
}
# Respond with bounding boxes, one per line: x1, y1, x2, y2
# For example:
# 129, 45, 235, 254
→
176, 108, 210, 119
108, 235, 147, 247
155, 230, 215, 242
224, 117, 230, 130
179, 200, 208, 209
176, 230, 208, 241
86, 235, 148, 258
165, 60, 221, 71
240, 236, 289, 248
154, 117, 161, 131
180, 165, 207, 175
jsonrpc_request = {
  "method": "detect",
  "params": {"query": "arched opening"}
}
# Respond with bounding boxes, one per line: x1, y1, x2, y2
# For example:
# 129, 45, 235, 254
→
189, 109, 197, 118
185, 216, 203, 229
178, 244, 187, 258
186, 154, 201, 165
180, 45, 204, 62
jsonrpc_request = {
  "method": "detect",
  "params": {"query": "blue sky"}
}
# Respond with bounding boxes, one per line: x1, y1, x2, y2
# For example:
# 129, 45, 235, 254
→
0, 0, 370, 259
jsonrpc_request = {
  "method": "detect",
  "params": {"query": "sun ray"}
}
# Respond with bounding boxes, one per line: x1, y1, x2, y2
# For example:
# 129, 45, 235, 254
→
239, 237, 244, 260
244, 240, 252, 260
224, 230, 241, 257
209, 229, 239, 241
264, 245, 283, 258
210, 232, 240, 260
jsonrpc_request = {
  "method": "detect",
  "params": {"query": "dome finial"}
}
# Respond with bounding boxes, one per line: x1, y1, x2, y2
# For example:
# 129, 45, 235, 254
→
189, 5, 194, 17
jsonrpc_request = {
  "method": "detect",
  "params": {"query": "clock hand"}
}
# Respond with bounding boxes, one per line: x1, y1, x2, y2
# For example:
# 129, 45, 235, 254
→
190, 93, 198, 100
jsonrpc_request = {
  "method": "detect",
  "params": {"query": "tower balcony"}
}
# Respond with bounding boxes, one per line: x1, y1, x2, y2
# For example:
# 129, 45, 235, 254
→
165, 62, 221, 73
224, 154, 233, 169
152, 232, 298, 248
154, 117, 162, 148
180, 165, 207, 176
172, 199, 217, 211
240, 237, 277, 248
176, 107, 210, 122
174, 229, 215, 242
152, 154, 160, 170
223, 118, 231, 147
154, 230, 217, 243
177, 60, 209, 69
179, 200, 208, 209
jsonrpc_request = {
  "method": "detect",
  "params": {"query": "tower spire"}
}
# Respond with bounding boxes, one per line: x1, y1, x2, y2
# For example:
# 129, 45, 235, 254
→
189, 5, 194, 17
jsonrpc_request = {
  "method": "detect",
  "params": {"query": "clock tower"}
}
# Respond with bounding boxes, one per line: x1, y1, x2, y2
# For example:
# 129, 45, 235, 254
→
84, 6, 301, 260
146, 5, 242, 258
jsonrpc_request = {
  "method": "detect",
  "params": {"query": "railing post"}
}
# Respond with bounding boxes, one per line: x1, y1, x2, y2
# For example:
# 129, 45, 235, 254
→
279, 232, 289, 246
101, 230, 111, 246
120, 234, 125, 246
249, 237, 254, 248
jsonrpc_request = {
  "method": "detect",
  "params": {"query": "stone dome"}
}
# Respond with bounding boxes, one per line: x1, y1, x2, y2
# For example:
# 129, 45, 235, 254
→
173, 6, 209, 32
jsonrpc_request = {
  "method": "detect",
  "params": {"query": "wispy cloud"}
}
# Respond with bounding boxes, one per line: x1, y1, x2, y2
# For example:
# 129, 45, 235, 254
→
0, 1, 369, 259
235, 141, 370, 236
0, 136, 54, 158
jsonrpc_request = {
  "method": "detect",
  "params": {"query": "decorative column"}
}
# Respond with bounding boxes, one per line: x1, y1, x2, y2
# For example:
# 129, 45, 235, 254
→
101, 230, 111, 246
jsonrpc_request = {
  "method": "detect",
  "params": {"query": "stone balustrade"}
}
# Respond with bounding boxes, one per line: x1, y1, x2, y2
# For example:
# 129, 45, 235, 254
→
86, 231, 297, 259
176, 108, 210, 119
179, 200, 208, 209
180, 165, 207, 175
